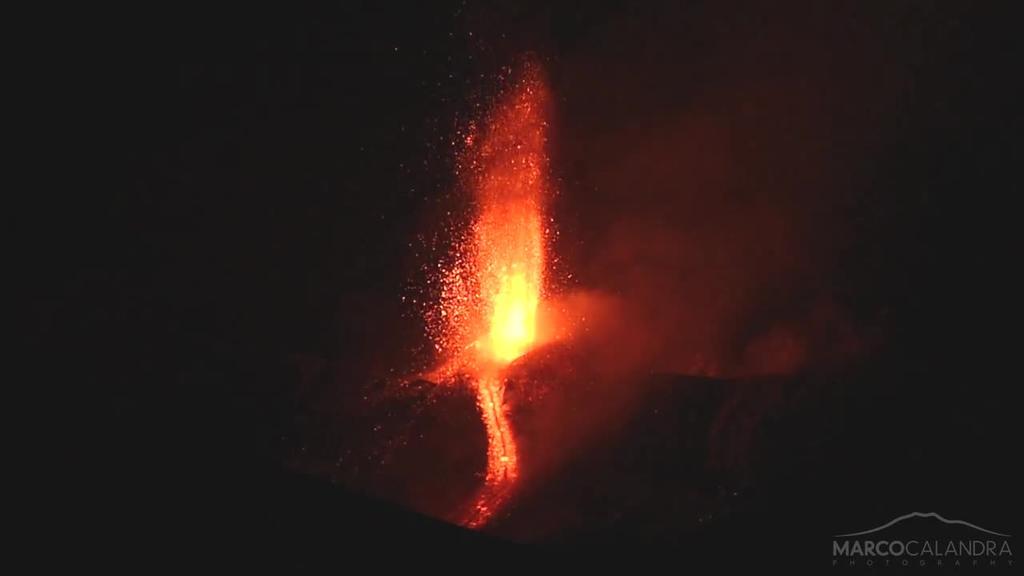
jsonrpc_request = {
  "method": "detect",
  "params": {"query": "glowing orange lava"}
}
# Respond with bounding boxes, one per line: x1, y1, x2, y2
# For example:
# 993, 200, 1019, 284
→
429, 63, 551, 528
464, 372, 519, 529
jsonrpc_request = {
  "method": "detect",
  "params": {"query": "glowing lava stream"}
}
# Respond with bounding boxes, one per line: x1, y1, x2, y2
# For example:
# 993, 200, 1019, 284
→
464, 372, 519, 529
430, 62, 551, 528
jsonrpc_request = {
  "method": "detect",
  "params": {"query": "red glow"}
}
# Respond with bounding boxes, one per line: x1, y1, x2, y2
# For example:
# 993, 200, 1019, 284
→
464, 372, 519, 528
427, 63, 552, 528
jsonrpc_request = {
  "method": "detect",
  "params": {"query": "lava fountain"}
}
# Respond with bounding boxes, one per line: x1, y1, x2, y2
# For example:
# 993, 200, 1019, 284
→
427, 63, 552, 528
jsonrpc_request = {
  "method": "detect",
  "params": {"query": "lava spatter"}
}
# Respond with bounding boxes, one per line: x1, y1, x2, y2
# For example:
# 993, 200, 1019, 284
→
425, 62, 553, 528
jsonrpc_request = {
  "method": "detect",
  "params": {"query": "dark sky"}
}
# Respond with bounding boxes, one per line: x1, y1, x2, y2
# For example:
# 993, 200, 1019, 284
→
42, 1, 1012, 377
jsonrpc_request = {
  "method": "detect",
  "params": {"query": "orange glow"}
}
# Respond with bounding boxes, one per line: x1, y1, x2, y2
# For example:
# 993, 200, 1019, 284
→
476, 198, 544, 364
464, 372, 519, 529
470, 64, 547, 369
428, 63, 552, 528
487, 270, 539, 362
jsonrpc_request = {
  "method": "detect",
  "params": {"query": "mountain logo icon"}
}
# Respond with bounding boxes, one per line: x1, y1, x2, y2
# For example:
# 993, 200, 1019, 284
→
834, 512, 1011, 538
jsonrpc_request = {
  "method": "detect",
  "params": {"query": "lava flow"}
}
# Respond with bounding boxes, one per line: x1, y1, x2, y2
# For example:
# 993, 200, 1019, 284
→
427, 63, 552, 528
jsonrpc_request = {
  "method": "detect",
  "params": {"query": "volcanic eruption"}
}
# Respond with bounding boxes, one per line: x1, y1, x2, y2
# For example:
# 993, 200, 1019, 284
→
424, 62, 553, 528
